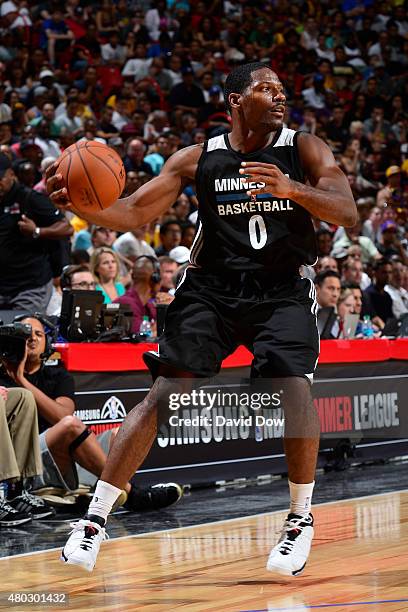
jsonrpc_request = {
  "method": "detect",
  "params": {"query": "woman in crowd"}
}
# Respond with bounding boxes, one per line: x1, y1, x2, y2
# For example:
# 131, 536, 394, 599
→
90, 247, 125, 304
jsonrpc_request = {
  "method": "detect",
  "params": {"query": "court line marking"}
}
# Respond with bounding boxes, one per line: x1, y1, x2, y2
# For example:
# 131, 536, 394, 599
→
244, 598, 408, 611
1, 488, 407, 562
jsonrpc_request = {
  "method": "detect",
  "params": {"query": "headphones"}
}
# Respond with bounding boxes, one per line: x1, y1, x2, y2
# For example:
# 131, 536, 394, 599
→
13, 312, 58, 361
135, 255, 161, 285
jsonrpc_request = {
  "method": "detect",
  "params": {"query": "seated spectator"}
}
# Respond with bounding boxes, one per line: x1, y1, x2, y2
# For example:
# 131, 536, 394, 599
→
29, 102, 61, 138
155, 220, 182, 257
0, 385, 54, 525
113, 227, 156, 262
362, 206, 382, 244
90, 247, 125, 304
315, 270, 341, 310
331, 222, 381, 265
34, 119, 62, 159
33, 156, 57, 194
169, 66, 205, 114
384, 260, 408, 320
158, 256, 178, 294
181, 222, 196, 249
96, 106, 119, 141
61, 265, 96, 291
114, 257, 160, 334
378, 221, 408, 265
341, 257, 371, 290
376, 165, 403, 208
89, 226, 118, 254
54, 97, 83, 135
337, 288, 356, 338
143, 134, 170, 175
316, 228, 333, 257
40, 6, 74, 67
314, 256, 339, 275
123, 138, 153, 175
169, 246, 190, 267
172, 194, 191, 224
363, 259, 394, 326
0, 316, 181, 512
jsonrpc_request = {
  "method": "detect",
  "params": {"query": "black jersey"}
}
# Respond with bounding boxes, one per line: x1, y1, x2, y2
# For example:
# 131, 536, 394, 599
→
191, 128, 317, 274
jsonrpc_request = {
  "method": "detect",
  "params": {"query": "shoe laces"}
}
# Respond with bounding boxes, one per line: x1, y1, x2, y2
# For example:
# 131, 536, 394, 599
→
0, 498, 21, 514
278, 514, 311, 555
68, 520, 109, 552
20, 490, 46, 507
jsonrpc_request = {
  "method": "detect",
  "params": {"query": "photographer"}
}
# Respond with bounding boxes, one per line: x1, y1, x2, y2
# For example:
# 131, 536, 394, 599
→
0, 153, 73, 312
0, 385, 55, 526
0, 315, 182, 512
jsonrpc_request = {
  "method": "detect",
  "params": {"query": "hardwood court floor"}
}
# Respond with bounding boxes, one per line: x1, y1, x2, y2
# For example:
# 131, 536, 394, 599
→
1, 491, 407, 612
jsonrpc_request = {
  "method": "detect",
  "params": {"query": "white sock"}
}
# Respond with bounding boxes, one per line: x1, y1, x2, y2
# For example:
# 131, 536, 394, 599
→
87, 480, 122, 524
289, 480, 315, 517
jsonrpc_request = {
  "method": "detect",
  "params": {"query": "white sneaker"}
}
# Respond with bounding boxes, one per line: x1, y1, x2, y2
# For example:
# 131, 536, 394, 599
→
266, 513, 314, 576
60, 519, 109, 572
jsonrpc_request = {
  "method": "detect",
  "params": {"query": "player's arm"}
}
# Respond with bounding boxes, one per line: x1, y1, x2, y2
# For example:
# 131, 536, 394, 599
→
240, 133, 358, 227
46, 145, 202, 232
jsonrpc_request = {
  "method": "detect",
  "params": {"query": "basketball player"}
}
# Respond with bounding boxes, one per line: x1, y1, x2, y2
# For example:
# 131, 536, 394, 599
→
47, 63, 357, 575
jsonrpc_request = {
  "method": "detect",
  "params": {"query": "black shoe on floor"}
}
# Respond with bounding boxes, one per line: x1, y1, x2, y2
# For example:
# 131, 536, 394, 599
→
124, 483, 183, 512
8, 490, 56, 520
0, 498, 32, 526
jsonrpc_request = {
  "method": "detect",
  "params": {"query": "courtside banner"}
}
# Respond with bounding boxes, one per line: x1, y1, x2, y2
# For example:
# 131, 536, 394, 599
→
73, 362, 408, 484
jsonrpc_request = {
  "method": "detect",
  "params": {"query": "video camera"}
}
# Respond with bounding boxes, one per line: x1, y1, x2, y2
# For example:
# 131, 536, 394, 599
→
0, 322, 32, 363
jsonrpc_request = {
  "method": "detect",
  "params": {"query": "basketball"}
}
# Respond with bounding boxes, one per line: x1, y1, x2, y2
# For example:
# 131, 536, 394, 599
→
56, 141, 126, 213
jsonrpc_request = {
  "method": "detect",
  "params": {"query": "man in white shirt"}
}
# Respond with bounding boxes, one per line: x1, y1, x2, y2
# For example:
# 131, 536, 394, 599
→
385, 260, 408, 319
113, 227, 156, 262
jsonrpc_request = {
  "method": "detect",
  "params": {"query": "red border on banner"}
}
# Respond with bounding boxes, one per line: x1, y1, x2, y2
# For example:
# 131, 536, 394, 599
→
54, 338, 408, 372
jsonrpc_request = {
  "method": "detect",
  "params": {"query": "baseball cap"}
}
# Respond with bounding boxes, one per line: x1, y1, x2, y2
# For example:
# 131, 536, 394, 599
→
181, 66, 194, 75
20, 138, 41, 151
209, 85, 221, 96
39, 69, 54, 80
0, 152, 11, 178
385, 165, 401, 178
0, 1, 17, 17
169, 246, 190, 264
381, 220, 397, 232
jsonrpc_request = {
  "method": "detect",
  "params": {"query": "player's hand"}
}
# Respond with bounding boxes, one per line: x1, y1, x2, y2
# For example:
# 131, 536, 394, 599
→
239, 162, 294, 198
45, 162, 74, 212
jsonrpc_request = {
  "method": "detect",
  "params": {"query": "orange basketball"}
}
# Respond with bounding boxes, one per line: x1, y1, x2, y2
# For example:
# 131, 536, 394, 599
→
57, 141, 126, 213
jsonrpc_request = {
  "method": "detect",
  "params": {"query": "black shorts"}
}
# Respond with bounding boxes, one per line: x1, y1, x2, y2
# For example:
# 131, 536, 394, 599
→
143, 267, 320, 381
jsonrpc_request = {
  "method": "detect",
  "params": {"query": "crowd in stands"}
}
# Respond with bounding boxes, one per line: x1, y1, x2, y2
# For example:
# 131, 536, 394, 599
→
0, 0, 407, 528
0, 0, 407, 335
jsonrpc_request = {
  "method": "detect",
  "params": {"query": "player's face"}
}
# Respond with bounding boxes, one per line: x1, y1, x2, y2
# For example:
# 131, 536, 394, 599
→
240, 68, 286, 131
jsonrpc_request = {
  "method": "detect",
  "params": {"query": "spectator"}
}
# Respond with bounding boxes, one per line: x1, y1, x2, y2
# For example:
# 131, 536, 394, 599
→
0, 385, 53, 525
41, 6, 74, 67
181, 222, 196, 249
378, 221, 408, 265
114, 257, 159, 334
123, 138, 153, 175
172, 193, 190, 224
158, 256, 178, 293
54, 97, 83, 135
33, 156, 57, 195
113, 227, 156, 261
362, 206, 382, 244
315, 270, 341, 309
29, 102, 61, 139
0, 316, 181, 512
143, 134, 170, 175
376, 165, 403, 208
90, 247, 125, 304
155, 220, 182, 257
363, 259, 394, 325
341, 257, 371, 290
89, 226, 117, 253
316, 229, 333, 257
34, 120, 62, 159
169, 66, 205, 114
0, 153, 72, 311
337, 288, 356, 338
61, 265, 96, 291
314, 256, 339, 274
331, 222, 381, 265
385, 260, 408, 320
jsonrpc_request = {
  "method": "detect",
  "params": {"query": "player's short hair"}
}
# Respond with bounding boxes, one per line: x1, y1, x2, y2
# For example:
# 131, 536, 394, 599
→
314, 270, 341, 287
224, 62, 271, 112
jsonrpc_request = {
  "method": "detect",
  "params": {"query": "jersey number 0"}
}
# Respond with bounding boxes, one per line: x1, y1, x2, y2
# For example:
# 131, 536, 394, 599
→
248, 215, 267, 250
